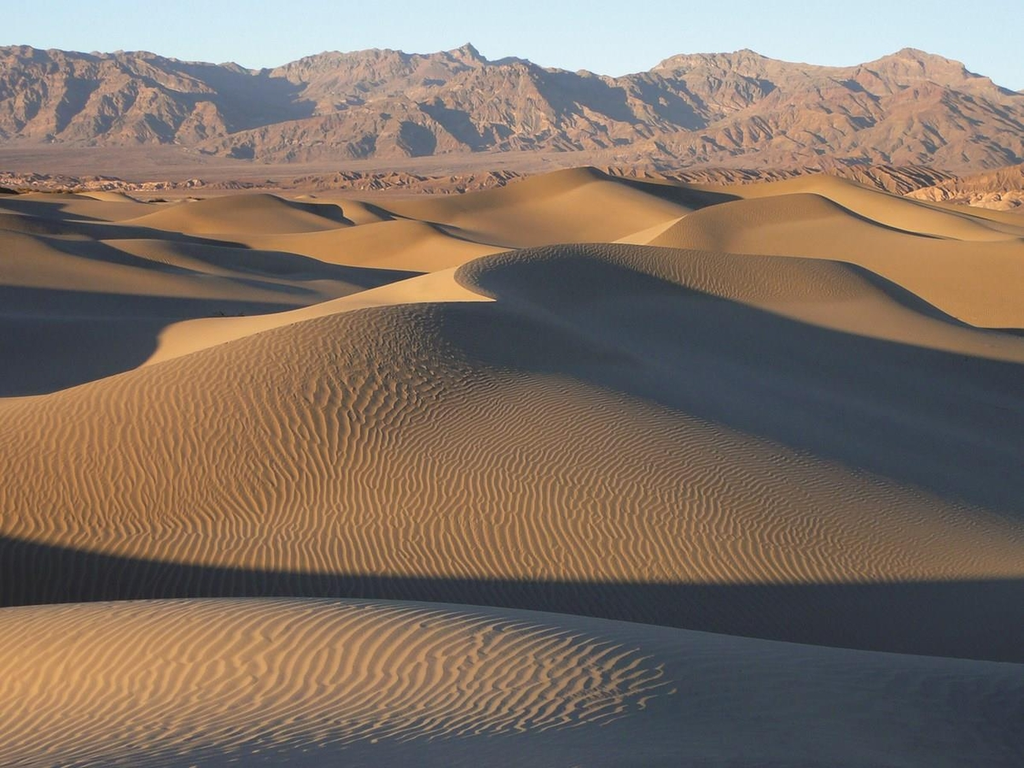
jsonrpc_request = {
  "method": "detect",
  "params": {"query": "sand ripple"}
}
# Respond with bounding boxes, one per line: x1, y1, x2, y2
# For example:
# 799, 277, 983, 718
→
0, 599, 667, 765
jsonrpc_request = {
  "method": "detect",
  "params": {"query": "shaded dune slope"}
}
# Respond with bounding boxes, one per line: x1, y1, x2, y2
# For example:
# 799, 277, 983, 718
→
0, 219, 406, 396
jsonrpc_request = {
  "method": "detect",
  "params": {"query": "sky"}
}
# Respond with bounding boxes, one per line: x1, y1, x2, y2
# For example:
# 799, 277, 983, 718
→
5, 0, 1023, 89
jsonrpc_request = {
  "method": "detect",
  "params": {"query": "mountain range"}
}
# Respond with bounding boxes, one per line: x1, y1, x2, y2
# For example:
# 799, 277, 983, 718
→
1, 43, 1022, 170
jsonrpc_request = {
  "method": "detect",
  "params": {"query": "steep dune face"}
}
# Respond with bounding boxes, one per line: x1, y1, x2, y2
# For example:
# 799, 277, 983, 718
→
1, 169, 1022, 764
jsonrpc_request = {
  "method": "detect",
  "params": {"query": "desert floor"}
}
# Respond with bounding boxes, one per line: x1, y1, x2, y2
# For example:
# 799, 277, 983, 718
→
1, 168, 1022, 766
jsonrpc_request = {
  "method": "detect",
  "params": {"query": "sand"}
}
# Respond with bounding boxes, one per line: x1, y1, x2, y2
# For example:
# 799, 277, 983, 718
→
1, 168, 1022, 765
2, 598, 1021, 767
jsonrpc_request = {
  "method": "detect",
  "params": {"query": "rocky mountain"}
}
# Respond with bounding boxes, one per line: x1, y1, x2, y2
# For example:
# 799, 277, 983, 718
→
908, 162, 1024, 210
1, 44, 1021, 170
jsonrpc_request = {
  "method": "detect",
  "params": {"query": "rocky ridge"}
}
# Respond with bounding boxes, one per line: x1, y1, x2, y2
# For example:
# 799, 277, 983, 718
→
1, 44, 1021, 170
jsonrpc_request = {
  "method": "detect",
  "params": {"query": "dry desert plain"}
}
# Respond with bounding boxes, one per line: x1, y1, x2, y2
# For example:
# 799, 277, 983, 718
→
0, 167, 1023, 766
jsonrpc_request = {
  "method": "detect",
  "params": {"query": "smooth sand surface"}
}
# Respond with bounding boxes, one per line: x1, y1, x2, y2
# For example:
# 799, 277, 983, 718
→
1, 168, 1022, 765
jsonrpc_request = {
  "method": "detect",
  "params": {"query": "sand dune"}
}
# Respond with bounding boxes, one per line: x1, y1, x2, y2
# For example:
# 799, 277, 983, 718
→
126, 193, 353, 235
731, 174, 1024, 240
1, 598, 1020, 767
0, 205, 409, 395
76, 190, 140, 203
237, 218, 505, 271
385, 167, 710, 247
146, 268, 491, 365
1, 168, 1022, 764
651, 189, 1024, 327
0, 190, 153, 221
2, 242, 1022, 662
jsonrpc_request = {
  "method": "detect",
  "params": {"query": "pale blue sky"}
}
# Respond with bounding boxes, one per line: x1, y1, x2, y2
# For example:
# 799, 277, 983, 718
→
6, 0, 1023, 89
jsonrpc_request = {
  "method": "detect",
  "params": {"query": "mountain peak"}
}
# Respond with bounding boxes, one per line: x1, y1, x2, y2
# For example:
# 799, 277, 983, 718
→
870, 48, 967, 72
886, 47, 953, 62
860, 48, 979, 87
451, 42, 484, 60
651, 48, 777, 75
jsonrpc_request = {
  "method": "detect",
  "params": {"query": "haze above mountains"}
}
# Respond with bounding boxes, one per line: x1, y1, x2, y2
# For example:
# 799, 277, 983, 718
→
2, 43, 1023, 170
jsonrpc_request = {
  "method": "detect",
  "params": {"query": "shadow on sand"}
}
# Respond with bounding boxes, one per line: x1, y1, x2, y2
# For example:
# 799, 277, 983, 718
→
2, 535, 1023, 663
453, 249, 1024, 517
